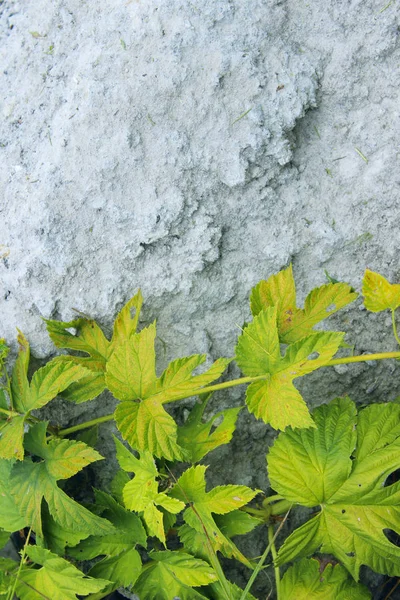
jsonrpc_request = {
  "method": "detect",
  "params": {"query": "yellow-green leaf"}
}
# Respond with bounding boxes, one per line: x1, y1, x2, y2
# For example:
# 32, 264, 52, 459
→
170, 465, 257, 567
110, 290, 143, 351
45, 318, 110, 362
178, 395, 241, 463
106, 323, 157, 401
115, 398, 185, 460
28, 359, 91, 411
0, 415, 25, 460
362, 269, 400, 312
10, 330, 31, 413
16, 546, 110, 600
250, 264, 357, 343
236, 307, 343, 429
115, 440, 184, 543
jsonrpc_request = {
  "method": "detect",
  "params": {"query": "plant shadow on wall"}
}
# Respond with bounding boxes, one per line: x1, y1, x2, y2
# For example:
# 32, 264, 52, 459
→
1, 266, 400, 599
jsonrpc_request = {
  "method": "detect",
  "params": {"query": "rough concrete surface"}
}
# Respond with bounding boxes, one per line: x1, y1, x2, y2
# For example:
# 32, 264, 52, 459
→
1, 0, 400, 597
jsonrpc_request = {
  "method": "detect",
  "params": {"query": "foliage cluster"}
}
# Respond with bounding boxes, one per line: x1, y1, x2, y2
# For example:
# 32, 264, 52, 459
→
1, 267, 400, 599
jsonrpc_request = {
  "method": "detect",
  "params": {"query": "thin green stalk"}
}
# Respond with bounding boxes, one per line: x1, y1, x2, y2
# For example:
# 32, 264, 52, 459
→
261, 494, 284, 505
0, 407, 18, 417
162, 374, 268, 404
7, 528, 32, 600
326, 351, 400, 366
165, 465, 232, 600
58, 414, 114, 437
239, 509, 290, 600
268, 524, 280, 600
392, 309, 400, 347
56, 350, 400, 437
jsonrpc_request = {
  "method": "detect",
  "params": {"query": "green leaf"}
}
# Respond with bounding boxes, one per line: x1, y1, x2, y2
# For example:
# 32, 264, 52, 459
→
269, 398, 400, 579
154, 356, 231, 403
235, 307, 343, 429
134, 551, 216, 600
114, 438, 184, 543
106, 323, 157, 401
10, 331, 31, 413
214, 510, 262, 538
170, 465, 258, 567
10, 423, 114, 537
0, 459, 27, 532
0, 415, 25, 460
110, 470, 130, 504
250, 265, 357, 343
362, 269, 400, 312
115, 399, 185, 460
208, 580, 257, 600
61, 372, 106, 403
41, 505, 89, 555
0, 558, 17, 597
28, 358, 90, 412
16, 546, 110, 600
69, 489, 147, 558
178, 395, 241, 462
0, 531, 9, 550
45, 318, 110, 361
1, 339, 89, 460
110, 290, 143, 350
107, 321, 230, 459
280, 558, 371, 599
88, 547, 142, 588
0, 339, 9, 367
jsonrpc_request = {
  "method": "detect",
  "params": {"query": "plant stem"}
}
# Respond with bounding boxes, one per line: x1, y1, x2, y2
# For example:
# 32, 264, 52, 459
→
58, 414, 114, 436
326, 351, 400, 366
261, 494, 284, 504
239, 509, 290, 600
56, 350, 400, 437
162, 374, 268, 404
7, 528, 32, 600
392, 309, 400, 347
0, 407, 18, 417
268, 524, 280, 600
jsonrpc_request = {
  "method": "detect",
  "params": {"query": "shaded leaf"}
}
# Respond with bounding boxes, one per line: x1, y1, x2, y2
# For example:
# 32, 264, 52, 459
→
10, 423, 113, 538
178, 394, 241, 462
61, 372, 106, 404
88, 547, 141, 588
134, 551, 216, 600
0, 459, 27, 532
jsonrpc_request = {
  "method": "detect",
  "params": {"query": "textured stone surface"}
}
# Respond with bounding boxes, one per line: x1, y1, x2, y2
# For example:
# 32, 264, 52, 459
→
1, 0, 400, 596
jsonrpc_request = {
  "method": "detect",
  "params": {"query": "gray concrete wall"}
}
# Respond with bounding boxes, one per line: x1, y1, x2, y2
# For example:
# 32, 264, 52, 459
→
1, 0, 400, 594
